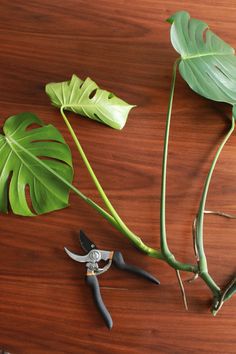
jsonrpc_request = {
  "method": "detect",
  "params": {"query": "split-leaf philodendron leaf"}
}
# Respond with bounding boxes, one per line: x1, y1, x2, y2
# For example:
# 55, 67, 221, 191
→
0, 112, 73, 216
45, 74, 135, 130
168, 11, 236, 116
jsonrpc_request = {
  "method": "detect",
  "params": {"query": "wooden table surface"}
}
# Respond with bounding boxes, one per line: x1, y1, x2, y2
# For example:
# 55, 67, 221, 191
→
0, 1, 235, 353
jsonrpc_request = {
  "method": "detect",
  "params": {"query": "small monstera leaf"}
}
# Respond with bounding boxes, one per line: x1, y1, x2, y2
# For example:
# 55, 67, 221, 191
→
45, 74, 135, 130
168, 11, 236, 115
0, 112, 73, 216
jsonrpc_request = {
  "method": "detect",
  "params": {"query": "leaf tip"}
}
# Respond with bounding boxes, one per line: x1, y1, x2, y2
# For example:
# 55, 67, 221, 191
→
166, 11, 190, 25
166, 16, 174, 24
116, 104, 136, 130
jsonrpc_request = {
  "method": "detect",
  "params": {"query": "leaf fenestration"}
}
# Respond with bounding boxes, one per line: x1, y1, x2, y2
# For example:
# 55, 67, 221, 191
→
45, 74, 135, 130
0, 112, 73, 216
168, 11, 236, 112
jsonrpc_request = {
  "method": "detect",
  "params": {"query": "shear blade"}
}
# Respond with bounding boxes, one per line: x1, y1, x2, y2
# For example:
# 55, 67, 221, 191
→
79, 230, 97, 252
64, 247, 88, 263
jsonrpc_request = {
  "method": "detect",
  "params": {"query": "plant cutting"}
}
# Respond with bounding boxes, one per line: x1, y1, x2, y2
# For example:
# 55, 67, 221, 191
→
0, 11, 235, 316
45, 11, 236, 314
166, 10, 236, 313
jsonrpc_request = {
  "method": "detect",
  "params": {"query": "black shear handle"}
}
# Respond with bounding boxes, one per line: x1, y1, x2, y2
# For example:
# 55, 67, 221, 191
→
113, 251, 160, 285
86, 274, 113, 329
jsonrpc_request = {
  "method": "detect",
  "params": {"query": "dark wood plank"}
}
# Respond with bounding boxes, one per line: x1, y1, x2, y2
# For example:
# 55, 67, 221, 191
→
0, 0, 235, 353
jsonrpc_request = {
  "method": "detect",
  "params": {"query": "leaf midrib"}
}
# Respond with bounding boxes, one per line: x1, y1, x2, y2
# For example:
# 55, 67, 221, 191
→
182, 52, 232, 60
61, 103, 127, 109
5, 135, 70, 205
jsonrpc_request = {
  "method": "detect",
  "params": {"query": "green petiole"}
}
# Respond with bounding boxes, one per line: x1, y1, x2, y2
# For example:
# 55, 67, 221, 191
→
159, 59, 197, 273
60, 106, 163, 259
195, 116, 235, 297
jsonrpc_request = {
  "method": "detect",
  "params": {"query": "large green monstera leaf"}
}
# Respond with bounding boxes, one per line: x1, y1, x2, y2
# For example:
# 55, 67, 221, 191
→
46, 74, 135, 130
168, 11, 236, 114
0, 112, 73, 216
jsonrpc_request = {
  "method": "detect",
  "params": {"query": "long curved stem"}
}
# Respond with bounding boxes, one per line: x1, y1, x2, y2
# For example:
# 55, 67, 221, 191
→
160, 59, 197, 273
60, 107, 118, 218
60, 107, 162, 258
196, 116, 235, 295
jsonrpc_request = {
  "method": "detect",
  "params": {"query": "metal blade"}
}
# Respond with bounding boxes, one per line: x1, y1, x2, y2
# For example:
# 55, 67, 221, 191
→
79, 230, 97, 252
64, 247, 90, 263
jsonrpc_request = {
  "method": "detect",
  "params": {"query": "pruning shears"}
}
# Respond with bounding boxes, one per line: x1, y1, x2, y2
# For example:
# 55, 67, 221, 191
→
64, 230, 160, 329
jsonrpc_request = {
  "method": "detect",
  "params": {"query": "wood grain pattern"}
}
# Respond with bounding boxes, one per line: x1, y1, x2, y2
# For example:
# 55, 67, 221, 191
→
0, 0, 235, 353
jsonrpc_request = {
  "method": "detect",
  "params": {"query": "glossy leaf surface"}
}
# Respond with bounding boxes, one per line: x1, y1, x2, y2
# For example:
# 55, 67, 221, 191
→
46, 74, 135, 130
0, 113, 73, 216
168, 11, 236, 112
